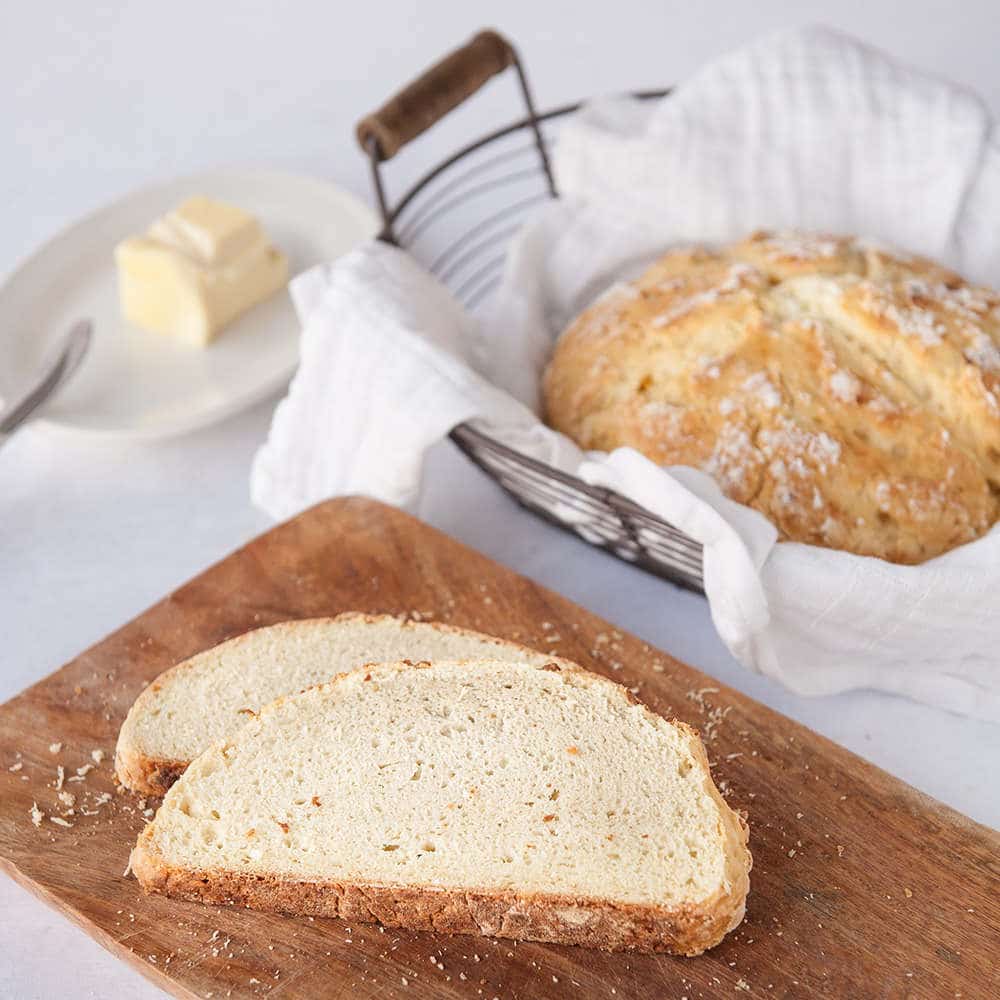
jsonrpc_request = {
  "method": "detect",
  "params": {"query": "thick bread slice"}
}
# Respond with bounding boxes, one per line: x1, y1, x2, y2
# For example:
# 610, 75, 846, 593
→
131, 659, 751, 955
116, 614, 564, 796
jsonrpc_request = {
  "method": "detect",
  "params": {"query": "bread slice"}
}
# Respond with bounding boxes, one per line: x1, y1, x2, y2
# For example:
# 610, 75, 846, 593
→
131, 658, 751, 954
115, 614, 563, 796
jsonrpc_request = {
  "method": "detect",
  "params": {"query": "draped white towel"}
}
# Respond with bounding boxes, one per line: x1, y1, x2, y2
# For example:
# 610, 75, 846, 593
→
251, 26, 1000, 722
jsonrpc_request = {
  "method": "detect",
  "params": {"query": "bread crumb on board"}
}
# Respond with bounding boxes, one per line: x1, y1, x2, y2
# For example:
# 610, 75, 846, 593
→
686, 686, 732, 742
48, 742, 62, 754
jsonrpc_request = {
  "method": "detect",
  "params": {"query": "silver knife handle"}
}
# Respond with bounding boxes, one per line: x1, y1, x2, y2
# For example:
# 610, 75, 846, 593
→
0, 320, 92, 446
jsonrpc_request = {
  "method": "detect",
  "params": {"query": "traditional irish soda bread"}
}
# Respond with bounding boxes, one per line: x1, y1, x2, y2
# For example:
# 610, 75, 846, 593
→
131, 659, 751, 955
116, 614, 563, 796
543, 231, 1000, 563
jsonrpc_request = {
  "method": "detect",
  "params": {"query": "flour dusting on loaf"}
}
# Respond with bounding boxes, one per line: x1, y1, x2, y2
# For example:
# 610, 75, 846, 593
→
543, 231, 1000, 563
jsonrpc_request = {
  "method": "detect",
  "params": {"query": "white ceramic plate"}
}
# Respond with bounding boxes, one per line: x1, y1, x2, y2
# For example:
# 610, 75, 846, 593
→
0, 168, 379, 439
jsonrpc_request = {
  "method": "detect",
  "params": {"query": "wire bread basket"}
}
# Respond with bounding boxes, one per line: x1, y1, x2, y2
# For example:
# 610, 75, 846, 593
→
356, 30, 704, 592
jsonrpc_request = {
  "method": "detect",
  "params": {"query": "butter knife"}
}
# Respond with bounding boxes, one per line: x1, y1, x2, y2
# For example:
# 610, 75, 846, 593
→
0, 320, 92, 447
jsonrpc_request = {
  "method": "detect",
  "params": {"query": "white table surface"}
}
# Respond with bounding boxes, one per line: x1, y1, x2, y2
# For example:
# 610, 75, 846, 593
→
3, 3, 1000, 997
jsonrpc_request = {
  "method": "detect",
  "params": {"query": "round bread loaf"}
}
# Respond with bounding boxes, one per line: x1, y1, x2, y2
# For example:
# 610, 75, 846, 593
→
543, 231, 1000, 563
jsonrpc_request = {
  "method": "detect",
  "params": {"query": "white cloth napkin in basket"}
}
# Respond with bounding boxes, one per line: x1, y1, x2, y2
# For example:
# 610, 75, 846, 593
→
252, 26, 1000, 723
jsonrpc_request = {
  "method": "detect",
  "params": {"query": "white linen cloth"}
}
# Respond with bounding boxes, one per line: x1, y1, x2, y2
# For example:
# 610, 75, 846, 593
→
252, 26, 1000, 722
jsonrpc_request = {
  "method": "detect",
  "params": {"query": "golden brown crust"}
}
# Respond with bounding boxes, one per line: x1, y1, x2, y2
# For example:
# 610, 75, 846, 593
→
131, 828, 739, 955
543, 230, 1000, 564
130, 659, 751, 955
114, 614, 578, 796
114, 747, 186, 798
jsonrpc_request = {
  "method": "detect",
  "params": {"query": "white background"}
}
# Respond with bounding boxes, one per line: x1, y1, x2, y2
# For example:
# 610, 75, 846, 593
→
3, 2, 1000, 997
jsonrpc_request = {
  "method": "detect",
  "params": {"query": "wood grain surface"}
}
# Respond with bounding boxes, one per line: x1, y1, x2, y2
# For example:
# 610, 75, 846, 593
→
0, 497, 997, 999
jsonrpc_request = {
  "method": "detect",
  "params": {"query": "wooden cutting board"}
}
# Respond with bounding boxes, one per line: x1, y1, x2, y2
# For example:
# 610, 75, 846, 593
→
0, 497, 996, 999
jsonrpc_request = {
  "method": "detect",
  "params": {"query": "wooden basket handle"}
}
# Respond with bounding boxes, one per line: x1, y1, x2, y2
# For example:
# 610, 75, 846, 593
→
356, 30, 516, 161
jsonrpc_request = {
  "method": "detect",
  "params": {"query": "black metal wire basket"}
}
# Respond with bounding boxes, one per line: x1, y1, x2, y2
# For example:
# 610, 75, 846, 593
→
356, 29, 704, 592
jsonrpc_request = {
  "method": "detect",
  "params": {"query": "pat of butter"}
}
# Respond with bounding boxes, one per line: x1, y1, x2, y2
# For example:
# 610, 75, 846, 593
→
115, 197, 289, 347
148, 196, 263, 266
